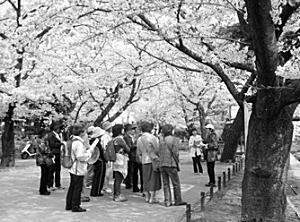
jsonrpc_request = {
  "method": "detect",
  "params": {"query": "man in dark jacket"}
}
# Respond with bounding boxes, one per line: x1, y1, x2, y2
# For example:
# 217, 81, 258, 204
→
123, 124, 143, 192
47, 121, 64, 190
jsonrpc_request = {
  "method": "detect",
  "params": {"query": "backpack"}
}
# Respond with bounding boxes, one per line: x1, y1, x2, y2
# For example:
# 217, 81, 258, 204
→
61, 138, 79, 169
104, 139, 116, 162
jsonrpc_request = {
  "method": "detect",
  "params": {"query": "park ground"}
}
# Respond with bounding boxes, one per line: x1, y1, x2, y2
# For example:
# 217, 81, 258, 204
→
0, 151, 299, 222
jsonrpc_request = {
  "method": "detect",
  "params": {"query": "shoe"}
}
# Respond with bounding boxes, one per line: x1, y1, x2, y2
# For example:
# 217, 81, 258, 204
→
174, 201, 187, 206
65, 207, 72, 211
90, 193, 104, 197
72, 207, 87, 212
205, 183, 212, 187
149, 199, 159, 204
103, 188, 112, 193
81, 196, 90, 202
55, 186, 65, 190
113, 195, 128, 202
40, 191, 51, 195
164, 202, 172, 207
211, 184, 216, 187
48, 187, 55, 191
85, 185, 92, 189
125, 184, 132, 189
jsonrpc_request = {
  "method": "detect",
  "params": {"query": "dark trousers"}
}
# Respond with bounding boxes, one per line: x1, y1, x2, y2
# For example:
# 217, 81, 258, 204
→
192, 155, 203, 173
124, 160, 133, 187
113, 171, 124, 196
132, 162, 143, 192
160, 167, 183, 204
66, 173, 84, 209
90, 160, 106, 196
207, 161, 216, 184
48, 153, 61, 188
39, 164, 50, 193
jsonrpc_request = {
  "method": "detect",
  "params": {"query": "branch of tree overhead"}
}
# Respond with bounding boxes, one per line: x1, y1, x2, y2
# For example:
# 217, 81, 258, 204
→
136, 14, 241, 106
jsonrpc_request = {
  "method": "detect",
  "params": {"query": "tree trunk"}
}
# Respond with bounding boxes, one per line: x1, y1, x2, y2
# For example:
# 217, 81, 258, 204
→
241, 105, 295, 221
220, 108, 244, 162
197, 103, 206, 138
1, 104, 15, 167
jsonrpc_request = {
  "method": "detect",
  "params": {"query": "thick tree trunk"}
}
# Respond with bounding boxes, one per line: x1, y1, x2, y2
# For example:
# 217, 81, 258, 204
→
241, 105, 295, 221
220, 108, 244, 162
1, 104, 15, 167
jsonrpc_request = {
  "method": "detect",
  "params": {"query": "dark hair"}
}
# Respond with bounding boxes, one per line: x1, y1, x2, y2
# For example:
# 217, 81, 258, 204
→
72, 124, 85, 136
140, 121, 153, 133
112, 124, 123, 137
191, 128, 197, 132
50, 121, 62, 131
161, 124, 173, 137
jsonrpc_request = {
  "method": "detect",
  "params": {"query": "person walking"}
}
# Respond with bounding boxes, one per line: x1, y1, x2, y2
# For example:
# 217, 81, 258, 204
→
36, 129, 53, 195
203, 124, 218, 187
188, 128, 204, 175
111, 124, 130, 202
47, 121, 64, 190
137, 121, 161, 204
65, 124, 96, 212
88, 126, 107, 197
159, 124, 186, 207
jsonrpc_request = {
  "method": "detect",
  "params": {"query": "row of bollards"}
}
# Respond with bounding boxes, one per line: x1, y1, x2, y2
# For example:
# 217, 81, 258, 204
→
185, 157, 244, 222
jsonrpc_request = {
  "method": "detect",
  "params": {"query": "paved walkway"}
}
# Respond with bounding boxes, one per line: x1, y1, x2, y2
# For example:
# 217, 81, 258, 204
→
0, 152, 236, 222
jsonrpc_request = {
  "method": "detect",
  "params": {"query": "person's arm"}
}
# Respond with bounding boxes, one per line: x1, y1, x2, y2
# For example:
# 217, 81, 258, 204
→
73, 141, 92, 162
116, 137, 130, 153
172, 137, 180, 160
136, 139, 142, 163
101, 134, 110, 150
208, 133, 218, 150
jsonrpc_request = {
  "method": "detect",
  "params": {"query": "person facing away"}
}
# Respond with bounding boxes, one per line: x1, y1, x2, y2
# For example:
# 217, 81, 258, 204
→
47, 121, 64, 190
159, 124, 187, 207
188, 128, 204, 175
65, 124, 96, 212
123, 123, 143, 193
136, 121, 161, 204
111, 124, 130, 202
203, 124, 218, 187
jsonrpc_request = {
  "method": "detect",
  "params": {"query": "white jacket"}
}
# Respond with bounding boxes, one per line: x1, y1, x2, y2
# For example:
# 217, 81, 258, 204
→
69, 136, 92, 176
189, 135, 204, 157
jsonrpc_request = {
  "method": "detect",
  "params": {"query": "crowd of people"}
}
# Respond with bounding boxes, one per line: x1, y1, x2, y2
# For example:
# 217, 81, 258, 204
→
35, 119, 218, 213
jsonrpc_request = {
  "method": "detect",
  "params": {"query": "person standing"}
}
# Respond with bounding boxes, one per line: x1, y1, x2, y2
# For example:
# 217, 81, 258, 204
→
188, 128, 204, 175
101, 121, 113, 194
47, 121, 64, 190
112, 124, 130, 202
65, 124, 95, 212
159, 124, 186, 207
123, 123, 143, 192
203, 124, 218, 187
89, 127, 106, 197
36, 129, 53, 195
137, 121, 161, 204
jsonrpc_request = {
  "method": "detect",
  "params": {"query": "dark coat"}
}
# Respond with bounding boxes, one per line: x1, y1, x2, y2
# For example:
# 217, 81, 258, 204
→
47, 131, 62, 154
124, 133, 137, 162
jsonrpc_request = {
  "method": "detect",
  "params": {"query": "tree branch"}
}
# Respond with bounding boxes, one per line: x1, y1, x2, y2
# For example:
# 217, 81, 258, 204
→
222, 60, 255, 72
245, 0, 278, 86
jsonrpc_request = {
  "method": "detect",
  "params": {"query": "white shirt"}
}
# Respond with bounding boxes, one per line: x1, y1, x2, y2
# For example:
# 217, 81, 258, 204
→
189, 135, 204, 157
101, 133, 112, 151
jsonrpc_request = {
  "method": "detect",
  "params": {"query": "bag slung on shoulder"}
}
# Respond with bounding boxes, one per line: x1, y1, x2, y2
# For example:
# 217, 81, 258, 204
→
61, 138, 79, 169
104, 139, 116, 162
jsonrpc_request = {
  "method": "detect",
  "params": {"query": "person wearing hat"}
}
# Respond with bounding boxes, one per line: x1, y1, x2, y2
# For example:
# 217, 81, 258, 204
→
203, 124, 218, 187
88, 127, 107, 197
123, 123, 143, 192
100, 121, 113, 194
